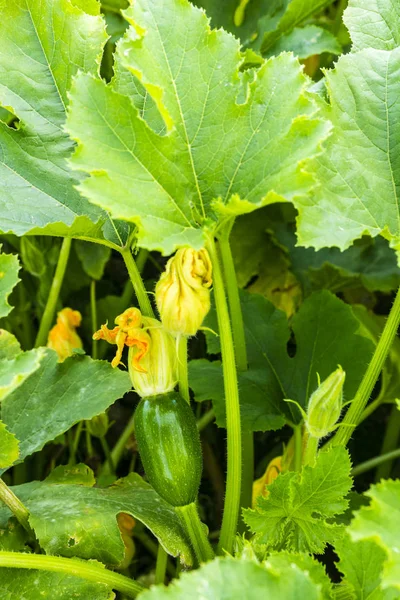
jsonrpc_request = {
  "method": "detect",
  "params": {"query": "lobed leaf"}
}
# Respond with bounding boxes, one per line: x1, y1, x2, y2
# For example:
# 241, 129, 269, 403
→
0, 468, 193, 567
66, 0, 329, 255
0, 0, 126, 246
243, 447, 353, 553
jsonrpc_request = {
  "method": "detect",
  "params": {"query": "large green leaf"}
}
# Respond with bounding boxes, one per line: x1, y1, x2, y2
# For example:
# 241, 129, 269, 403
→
0, 467, 193, 567
335, 534, 398, 600
243, 447, 353, 553
0, 569, 114, 600
66, 0, 329, 255
0, 350, 131, 468
268, 25, 341, 59
137, 555, 322, 599
0, 420, 19, 469
296, 1, 400, 260
349, 480, 400, 591
189, 290, 373, 430
0, 0, 126, 245
344, 0, 400, 51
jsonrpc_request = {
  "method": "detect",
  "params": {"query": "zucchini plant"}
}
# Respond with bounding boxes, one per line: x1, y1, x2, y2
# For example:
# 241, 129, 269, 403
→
0, 0, 399, 598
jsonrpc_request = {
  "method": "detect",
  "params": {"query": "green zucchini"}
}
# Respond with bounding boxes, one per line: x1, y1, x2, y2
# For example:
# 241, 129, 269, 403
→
134, 392, 202, 507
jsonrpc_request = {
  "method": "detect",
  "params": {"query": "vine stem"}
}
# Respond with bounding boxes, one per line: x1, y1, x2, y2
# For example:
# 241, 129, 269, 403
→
121, 247, 154, 318
375, 405, 400, 481
197, 408, 215, 432
177, 335, 190, 403
35, 237, 72, 347
218, 225, 253, 522
175, 503, 214, 564
331, 285, 400, 447
206, 235, 241, 555
352, 447, 400, 477
0, 551, 143, 597
0, 479, 32, 535
101, 412, 136, 476
294, 424, 303, 472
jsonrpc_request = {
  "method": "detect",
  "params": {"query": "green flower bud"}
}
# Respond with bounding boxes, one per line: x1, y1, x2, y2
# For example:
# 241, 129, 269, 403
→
305, 366, 345, 439
128, 317, 177, 398
155, 247, 212, 336
86, 413, 109, 438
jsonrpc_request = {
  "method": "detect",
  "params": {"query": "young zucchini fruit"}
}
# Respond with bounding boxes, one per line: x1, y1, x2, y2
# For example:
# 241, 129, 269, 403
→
134, 391, 202, 507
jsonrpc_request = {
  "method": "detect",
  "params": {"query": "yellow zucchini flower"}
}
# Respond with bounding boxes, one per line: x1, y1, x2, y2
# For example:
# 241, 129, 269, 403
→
47, 307, 82, 362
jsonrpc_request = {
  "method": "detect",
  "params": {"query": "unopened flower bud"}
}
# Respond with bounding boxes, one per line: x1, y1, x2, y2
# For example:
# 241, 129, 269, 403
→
155, 247, 212, 336
129, 317, 177, 397
305, 366, 345, 439
47, 308, 82, 362
86, 413, 109, 438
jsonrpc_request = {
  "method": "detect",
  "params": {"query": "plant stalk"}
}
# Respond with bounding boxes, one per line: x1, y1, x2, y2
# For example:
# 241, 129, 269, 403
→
177, 335, 190, 404
197, 408, 215, 432
175, 502, 214, 564
0, 479, 32, 535
218, 226, 253, 523
0, 551, 143, 597
375, 405, 400, 481
331, 286, 400, 447
101, 412, 136, 476
121, 247, 154, 318
206, 235, 241, 555
35, 237, 72, 347
303, 434, 319, 466
352, 448, 400, 477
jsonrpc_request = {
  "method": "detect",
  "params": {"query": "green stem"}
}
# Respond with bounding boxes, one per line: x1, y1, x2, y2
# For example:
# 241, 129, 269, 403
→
69, 421, 84, 465
91, 280, 98, 359
0, 551, 143, 597
206, 236, 241, 555
375, 405, 400, 481
331, 286, 400, 447
294, 424, 303, 472
303, 434, 319, 466
136, 248, 149, 274
175, 503, 214, 564
0, 479, 32, 535
197, 408, 215, 432
35, 237, 72, 347
155, 545, 168, 585
352, 448, 400, 477
218, 226, 252, 527
85, 428, 93, 457
358, 396, 384, 424
102, 412, 136, 476
100, 436, 115, 475
177, 335, 190, 403
121, 247, 154, 318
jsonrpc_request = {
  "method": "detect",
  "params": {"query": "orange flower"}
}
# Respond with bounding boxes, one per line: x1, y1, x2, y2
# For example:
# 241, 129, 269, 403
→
47, 308, 82, 362
252, 456, 282, 507
93, 307, 150, 372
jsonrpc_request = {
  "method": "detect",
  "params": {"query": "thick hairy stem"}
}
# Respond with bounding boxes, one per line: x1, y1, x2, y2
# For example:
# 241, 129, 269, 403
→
331, 286, 400, 447
121, 247, 154, 318
175, 502, 214, 564
0, 551, 143, 597
206, 235, 241, 555
0, 479, 32, 535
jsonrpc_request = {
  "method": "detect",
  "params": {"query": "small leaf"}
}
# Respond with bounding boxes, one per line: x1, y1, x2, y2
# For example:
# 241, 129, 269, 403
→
243, 447, 353, 553
0, 470, 193, 567
0, 251, 20, 318
0, 350, 132, 469
0, 342, 46, 402
349, 480, 400, 591
75, 241, 111, 280
137, 555, 321, 599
